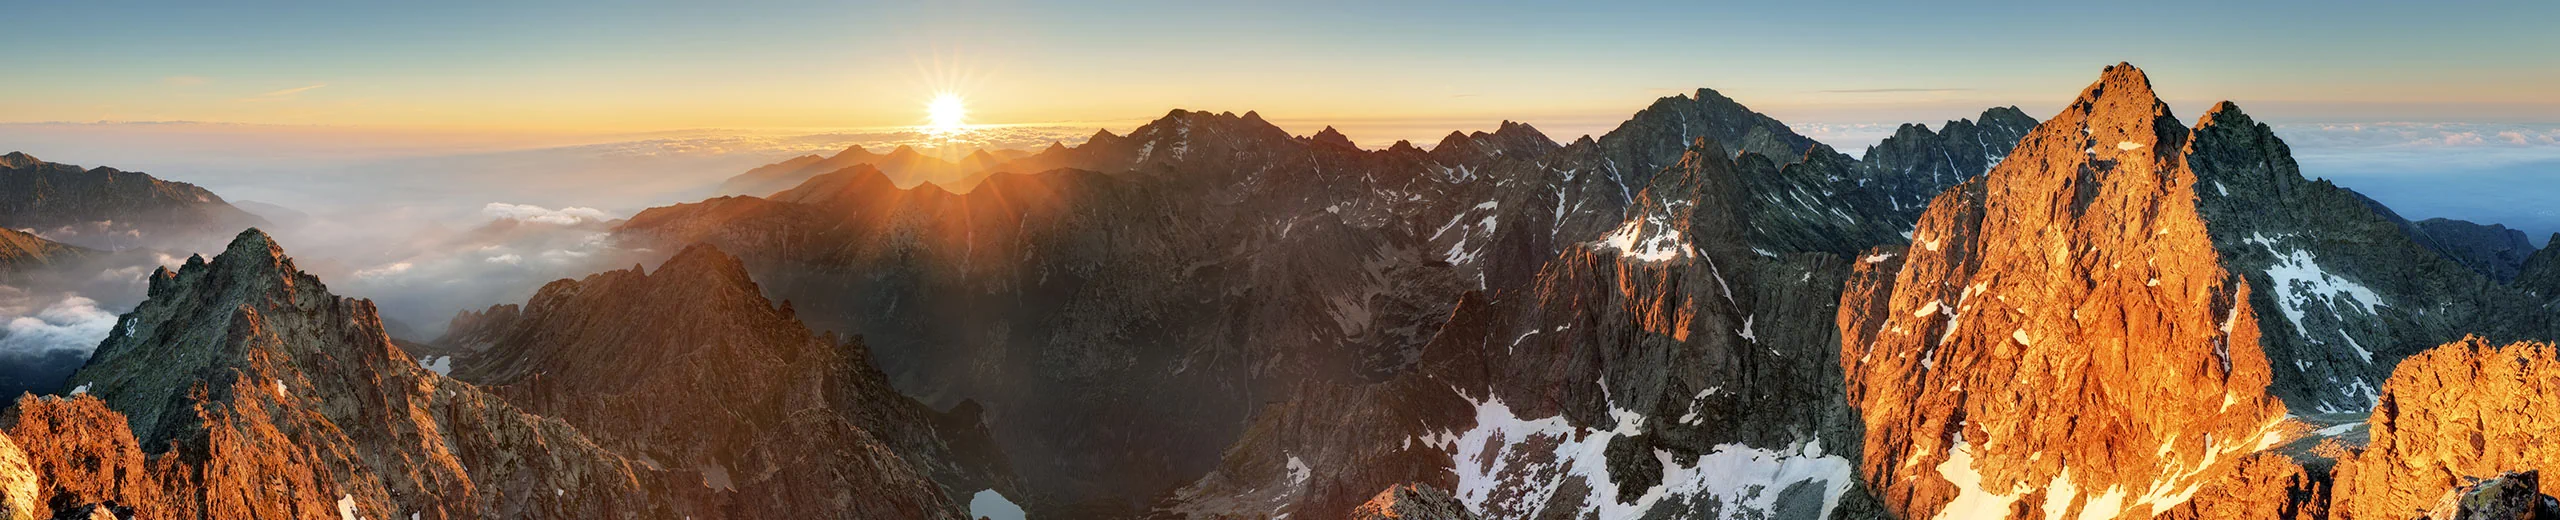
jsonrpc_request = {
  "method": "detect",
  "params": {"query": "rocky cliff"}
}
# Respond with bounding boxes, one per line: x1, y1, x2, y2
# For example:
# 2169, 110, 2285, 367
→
1841, 63, 2294, 520
1838, 63, 2560, 520
2331, 338, 2560, 519
21, 229, 687, 518
2187, 102, 2559, 413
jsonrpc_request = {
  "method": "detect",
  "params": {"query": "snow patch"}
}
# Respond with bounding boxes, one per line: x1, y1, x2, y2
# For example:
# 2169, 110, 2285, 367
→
2117, 141, 2145, 151
1285, 455, 1312, 485
2248, 233, 2383, 362
338, 494, 359, 520
1449, 394, 1855, 519
1932, 439, 2019, 520
1592, 215, 1693, 262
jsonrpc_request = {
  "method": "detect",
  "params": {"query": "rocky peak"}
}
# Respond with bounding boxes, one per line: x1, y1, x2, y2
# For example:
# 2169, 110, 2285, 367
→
0, 151, 35, 169
1311, 126, 1358, 149
40, 228, 696, 518
2189, 95, 2559, 412
1840, 62, 2287, 520
73, 228, 361, 447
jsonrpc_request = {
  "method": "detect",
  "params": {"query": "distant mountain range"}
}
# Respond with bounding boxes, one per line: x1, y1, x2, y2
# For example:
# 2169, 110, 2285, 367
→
6, 63, 2560, 520
0, 151, 267, 252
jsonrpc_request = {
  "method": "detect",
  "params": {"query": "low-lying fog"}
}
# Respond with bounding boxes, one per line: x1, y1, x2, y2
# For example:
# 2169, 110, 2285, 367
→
0, 122, 1093, 394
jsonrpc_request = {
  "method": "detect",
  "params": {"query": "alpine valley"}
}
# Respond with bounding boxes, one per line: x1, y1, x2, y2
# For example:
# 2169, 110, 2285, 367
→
6, 62, 2560, 520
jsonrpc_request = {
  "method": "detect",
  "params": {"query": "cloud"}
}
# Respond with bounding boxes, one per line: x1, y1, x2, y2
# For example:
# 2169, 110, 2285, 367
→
240, 83, 328, 102
482, 203, 611, 225
354, 261, 415, 279
0, 291, 119, 357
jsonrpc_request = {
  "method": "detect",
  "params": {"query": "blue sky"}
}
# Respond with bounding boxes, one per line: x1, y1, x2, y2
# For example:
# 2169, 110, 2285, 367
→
4, 0, 2554, 137
2, 1, 2556, 239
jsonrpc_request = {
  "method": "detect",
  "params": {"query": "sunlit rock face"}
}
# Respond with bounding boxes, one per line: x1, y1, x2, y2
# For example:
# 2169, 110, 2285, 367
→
1842, 63, 2294, 520
1838, 63, 2560, 520
2331, 339, 2560, 520
31, 229, 688, 519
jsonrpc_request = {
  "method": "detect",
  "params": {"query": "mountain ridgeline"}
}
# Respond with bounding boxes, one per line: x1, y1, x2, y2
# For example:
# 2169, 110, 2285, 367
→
0, 152, 267, 252
618, 91, 2034, 515
7, 62, 2560, 520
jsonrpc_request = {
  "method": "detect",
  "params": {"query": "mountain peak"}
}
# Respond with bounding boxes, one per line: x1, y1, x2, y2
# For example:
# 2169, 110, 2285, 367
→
652, 242, 754, 287
2197, 100, 2255, 129
1311, 126, 1357, 149
0, 151, 35, 168
1431, 131, 1472, 154
223, 227, 281, 255
2076, 62, 2160, 109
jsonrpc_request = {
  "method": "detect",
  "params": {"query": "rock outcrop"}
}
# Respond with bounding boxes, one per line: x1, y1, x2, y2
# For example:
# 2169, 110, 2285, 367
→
2421, 471, 2556, 520
0, 152, 266, 251
2331, 339, 2560, 519
20, 229, 687, 518
446, 243, 1018, 517
1349, 484, 1480, 520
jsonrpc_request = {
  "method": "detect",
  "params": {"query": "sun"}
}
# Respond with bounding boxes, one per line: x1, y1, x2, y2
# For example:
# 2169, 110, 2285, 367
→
926, 92, 968, 134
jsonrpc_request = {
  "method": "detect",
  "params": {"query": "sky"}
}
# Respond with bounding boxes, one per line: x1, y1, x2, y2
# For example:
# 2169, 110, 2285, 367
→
5, 1, 2556, 140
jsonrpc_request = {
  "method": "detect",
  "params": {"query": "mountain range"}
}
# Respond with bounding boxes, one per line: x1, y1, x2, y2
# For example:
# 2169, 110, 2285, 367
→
4, 63, 2560, 520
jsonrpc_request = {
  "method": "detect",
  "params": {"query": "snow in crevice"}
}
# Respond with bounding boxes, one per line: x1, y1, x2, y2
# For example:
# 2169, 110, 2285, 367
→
1447, 394, 1855, 519
2247, 233, 2383, 363
1285, 454, 1312, 485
